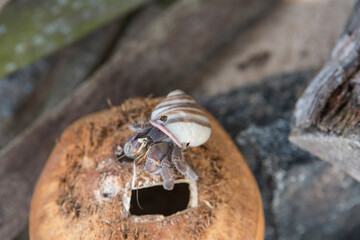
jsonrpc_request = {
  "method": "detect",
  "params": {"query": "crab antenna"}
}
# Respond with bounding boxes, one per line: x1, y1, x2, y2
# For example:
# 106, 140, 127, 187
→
135, 147, 151, 164
136, 188, 143, 210
134, 153, 146, 164
115, 153, 127, 161
107, 153, 127, 169
134, 140, 147, 156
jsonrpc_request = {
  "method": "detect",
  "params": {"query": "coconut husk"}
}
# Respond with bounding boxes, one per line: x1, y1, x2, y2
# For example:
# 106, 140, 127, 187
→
29, 97, 264, 240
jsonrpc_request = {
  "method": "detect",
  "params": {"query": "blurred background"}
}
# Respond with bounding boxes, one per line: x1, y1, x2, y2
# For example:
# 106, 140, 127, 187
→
0, 0, 359, 239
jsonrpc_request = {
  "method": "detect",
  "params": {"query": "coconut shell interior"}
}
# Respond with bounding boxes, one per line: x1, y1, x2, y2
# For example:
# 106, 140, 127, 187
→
29, 97, 264, 240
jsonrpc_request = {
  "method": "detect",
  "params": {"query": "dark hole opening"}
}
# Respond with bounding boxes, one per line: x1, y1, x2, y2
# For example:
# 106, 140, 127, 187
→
130, 183, 190, 216
159, 115, 168, 122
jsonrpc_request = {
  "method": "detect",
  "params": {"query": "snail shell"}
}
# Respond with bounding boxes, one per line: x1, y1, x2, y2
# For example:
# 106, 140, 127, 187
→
150, 90, 211, 148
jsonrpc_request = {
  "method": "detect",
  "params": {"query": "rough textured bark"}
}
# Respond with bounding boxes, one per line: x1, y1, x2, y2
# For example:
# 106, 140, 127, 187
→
290, 0, 360, 182
0, 0, 277, 239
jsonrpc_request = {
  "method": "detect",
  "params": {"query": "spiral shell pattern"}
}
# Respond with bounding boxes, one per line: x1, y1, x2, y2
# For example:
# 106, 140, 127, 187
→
150, 90, 211, 148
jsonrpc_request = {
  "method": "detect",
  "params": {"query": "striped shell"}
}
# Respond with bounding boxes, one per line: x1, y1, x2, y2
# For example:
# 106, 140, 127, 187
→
150, 90, 211, 148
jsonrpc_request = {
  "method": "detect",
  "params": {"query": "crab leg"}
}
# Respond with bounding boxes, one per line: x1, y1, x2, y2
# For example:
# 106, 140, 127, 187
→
144, 142, 169, 175
171, 145, 198, 181
161, 157, 175, 190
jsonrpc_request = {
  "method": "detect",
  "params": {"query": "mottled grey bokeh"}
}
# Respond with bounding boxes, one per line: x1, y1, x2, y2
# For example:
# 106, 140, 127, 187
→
204, 71, 360, 240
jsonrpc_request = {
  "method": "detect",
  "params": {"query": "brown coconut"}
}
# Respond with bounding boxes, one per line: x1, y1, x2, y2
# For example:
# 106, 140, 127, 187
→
29, 97, 264, 240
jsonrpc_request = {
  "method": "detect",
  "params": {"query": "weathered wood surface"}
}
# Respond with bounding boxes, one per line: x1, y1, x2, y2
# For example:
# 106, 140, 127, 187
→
290, 0, 360, 181
0, 18, 123, 150
0, 0, 150, 78
0, 0, 277, 239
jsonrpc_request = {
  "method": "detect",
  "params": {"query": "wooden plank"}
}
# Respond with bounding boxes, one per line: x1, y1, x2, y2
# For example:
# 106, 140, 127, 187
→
0, 18, 123, 150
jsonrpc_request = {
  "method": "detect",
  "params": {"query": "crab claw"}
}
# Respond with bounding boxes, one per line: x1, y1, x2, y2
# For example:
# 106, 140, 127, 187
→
144, 158, 161, 175
161, 158, 175, 190
124, 134, 149, 159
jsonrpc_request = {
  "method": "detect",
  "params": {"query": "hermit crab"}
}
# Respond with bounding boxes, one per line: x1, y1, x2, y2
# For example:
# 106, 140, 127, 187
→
123, 90, 211, 190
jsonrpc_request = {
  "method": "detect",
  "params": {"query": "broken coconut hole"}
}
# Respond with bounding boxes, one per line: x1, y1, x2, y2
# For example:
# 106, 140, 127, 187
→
95, 162, 198, 221
128, 163, 198, 220
111, 145, 198, 219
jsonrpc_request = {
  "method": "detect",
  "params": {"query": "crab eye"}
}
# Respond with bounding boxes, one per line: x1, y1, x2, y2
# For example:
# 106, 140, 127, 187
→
159, 115, 168, 122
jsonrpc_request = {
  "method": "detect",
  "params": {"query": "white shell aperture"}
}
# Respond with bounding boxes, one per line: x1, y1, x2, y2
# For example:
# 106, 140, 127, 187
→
150, 90, 211, 148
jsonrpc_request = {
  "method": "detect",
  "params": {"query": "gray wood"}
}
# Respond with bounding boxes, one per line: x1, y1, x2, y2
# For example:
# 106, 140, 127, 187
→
0, 18, 122, 150
290, 0, 360, 181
